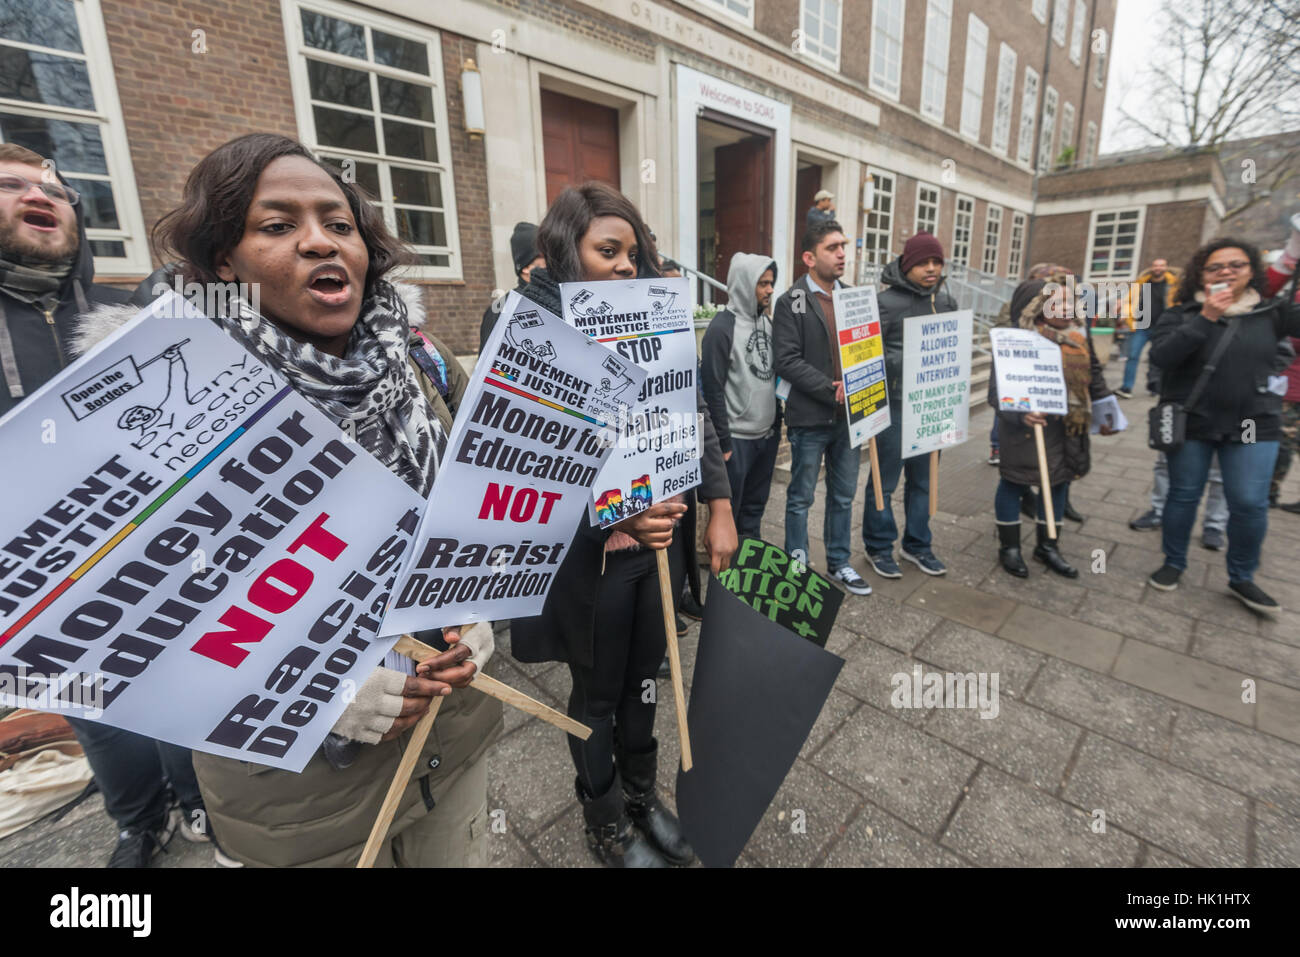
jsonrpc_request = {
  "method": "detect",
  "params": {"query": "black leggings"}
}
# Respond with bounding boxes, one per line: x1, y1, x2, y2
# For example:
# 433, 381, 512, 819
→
567, 537, 683, 798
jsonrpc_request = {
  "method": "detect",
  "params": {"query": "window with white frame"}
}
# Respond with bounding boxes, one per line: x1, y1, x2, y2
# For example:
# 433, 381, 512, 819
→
1007, 211, 1027, 279
1032, 0, 1048, 23
1070, 0, 1087, 64
920, 0, 952, 122
0, 0, 148, 273
982, 205, 1002, 274
1052, 0, 1069, 46
870, 0, 906, 100
697, 0, 754, 27
801, 0, 842, 69
287, 1, 461, 277
1037, 85, 1058, 173
960, 14, 987, 141
1084, 120, 1098, 166
862, 168, 895, 269
1016, 67, 1039, 166
1093, 28, 1108, 88
1061, 101, 1075, 160
991, 43, 1016, 155
915, 182, 940, 236
951, 194, 973, 266
1087, 208, 1142, 279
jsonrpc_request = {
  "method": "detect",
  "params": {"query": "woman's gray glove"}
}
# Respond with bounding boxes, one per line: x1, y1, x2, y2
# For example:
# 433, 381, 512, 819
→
330, 666, 408, 745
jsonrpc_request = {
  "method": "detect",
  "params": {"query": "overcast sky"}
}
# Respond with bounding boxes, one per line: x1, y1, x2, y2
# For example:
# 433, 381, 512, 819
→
1099, 0, 1164, 154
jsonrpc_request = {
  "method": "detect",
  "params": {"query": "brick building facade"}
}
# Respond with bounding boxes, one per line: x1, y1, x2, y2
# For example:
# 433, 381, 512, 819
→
4, 0, 1120, 353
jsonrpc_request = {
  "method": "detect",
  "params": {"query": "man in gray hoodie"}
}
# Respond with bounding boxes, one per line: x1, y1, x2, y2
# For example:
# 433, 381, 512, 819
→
701, 252, 779, 537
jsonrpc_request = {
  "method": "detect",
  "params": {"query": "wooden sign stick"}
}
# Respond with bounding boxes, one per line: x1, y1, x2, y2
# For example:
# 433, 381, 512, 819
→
868, 436, 885, 510
357, 632, 594, 868
928, 450, 939, 516
1033, 423, 1057, 539
655, 548, 693, 772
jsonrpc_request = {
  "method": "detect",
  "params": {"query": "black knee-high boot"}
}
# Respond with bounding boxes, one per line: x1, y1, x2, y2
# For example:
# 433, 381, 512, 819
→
616, 738, 694, 865
1034, 523, 1078, 578
997, 522, 1029, 578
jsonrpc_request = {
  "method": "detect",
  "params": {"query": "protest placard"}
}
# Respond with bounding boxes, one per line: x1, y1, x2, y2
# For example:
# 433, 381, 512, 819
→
716, 538, 843, 647
383, 292, 642, 633
900, 310, 972, 515
559, 277, 698, 526
0, 294, 427, 772
832, 286, 890, 448
988, 327, 1068, 415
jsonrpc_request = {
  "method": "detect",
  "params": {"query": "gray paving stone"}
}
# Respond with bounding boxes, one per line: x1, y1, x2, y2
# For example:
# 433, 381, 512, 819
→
528, 805, 600, 868
812, 704, 978, 836
926, 695, 1081, 792
978, 558, 1089, 615
1192, 623, 1300, 690
1111, 638, 1256, 726
1074, 499, 1141, 525
905, 579, 1018, 634
1140, 845, 1194, 867
1141, 577, 1271, 633
1062, 734, 1250, 867
1258, 606, 1300, 649
1073, 593, 1196, 653
487, 825, 543, 867
927, 546, 999, 590
823, 800, 970, 867
833, 637, 931, 725
801, 688, 860, 759
744, 761, 862, 867
1254, 804, 1300, 867
1025, 658, 1177, 757
1106, 542, 1211, 589
913, 619, 1045, 697
835, 590, 943, 653
1168, 707, 1300, 817
1256, 679, 1300, 746
943, 765, 1139, 867
486, 721, 584, 839
997, 603, 1124, 673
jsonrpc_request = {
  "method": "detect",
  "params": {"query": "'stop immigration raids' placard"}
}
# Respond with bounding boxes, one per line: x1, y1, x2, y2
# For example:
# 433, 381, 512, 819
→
900, 310, 973, 459
559, 277, 698, 527
987, 327, 1068, 415
383, 293, 646, 633
0, 293, 427, 772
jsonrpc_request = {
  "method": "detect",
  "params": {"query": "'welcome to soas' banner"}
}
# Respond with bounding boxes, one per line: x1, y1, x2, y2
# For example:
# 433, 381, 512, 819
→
901, 310, 972, 459
832, 285, 890, 448
384, 292, 643, 631
0, 294, 426, 772
559, 278, 698, 527
987, 327, 1067, 414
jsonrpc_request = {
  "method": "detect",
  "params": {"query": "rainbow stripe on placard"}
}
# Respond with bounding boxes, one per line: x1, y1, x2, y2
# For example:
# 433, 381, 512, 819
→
485, 371, 607, 427
0, 385, 293, 649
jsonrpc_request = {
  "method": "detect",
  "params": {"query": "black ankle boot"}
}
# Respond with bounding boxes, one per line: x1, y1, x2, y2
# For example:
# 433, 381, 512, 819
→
1033, 525, 1078, 578
997, 523, 1028, 578
617, 739, 695, 865
577, 774, 667, 868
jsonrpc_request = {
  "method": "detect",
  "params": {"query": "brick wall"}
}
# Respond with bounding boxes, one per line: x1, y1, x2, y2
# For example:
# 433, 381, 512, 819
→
1140, 201, 1216, 275
1026, 209, 1090, 275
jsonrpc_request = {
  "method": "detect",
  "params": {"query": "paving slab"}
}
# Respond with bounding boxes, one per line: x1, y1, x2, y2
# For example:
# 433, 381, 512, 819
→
905, 579, 1018, 633
1254, 804, 1300, 867
1111, 638, 1257, 726
1062, 734, 1250, 867
913, 619, 1046, 697
925, 695, 1081, 792
1072, 593, 1196, 653
1191, 622, 1300, 690
997, 603, 1124, 673
812, 704, 978, 837
743, 761, 863, 867
1256, 679, 1300, 745
1168, 707, 1300, 817
832, 638, 933, 725
1024, 658, 1177, 757
942, 765, 1139, 867
823, 800, 970, 867
835, 590, 943, 653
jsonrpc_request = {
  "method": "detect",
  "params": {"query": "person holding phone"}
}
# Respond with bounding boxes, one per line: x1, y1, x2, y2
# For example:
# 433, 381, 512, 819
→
1146, 238, 1300, 614
508, 182, 737, 867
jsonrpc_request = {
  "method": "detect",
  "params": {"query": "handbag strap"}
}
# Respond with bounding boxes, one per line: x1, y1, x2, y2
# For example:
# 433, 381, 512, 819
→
1182, 317, 1239, 411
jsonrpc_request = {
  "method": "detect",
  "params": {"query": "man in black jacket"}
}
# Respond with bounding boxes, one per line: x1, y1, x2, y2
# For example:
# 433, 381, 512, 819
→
862, 233, 959, 578
773, 221, 871, 595
0, 143, 228, 867
478, 222, 542, 351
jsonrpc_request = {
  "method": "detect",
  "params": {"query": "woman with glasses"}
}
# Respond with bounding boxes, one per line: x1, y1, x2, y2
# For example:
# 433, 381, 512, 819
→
1147, 238, 1300, 614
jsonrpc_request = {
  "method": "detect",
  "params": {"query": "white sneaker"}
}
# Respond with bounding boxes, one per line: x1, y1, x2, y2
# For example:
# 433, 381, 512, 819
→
832, 566, 872, 596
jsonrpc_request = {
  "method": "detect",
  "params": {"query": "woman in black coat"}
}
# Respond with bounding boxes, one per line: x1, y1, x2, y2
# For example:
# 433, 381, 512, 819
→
989, 273, 1112, 578
1146, 237, 1300, 614
508, 183, 737, 867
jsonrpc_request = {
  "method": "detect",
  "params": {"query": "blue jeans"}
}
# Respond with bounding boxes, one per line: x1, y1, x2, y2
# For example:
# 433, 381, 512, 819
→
725, 431, 781, 538
996, 478, 1066, 529
863, 414, 932, 557
1121, 326, 1151, 393
785, 423, 860, 570
1161, 439, 1279, 582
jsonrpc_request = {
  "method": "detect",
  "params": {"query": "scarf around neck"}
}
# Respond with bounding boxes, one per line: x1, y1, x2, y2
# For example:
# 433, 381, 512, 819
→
0, 250, 73, 309
213, 279, 444, 496
1018, 271, 1093, 435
